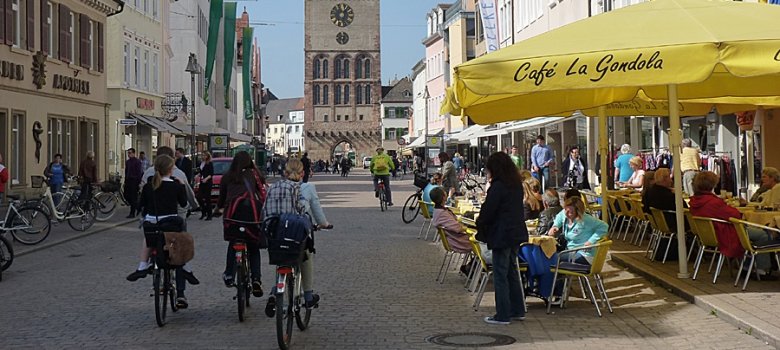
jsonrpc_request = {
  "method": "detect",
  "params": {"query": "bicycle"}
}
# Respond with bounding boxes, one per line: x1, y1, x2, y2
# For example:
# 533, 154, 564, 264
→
31, 178, 98, 232
270, 224, 330, 350
1, 194, 52, 245
93, 173, 130, 222
232, 239, 252, 322
144, 227, 179, 327
401, 188, 422, 224
376, 177, 388, 212
0, 232, 15, 281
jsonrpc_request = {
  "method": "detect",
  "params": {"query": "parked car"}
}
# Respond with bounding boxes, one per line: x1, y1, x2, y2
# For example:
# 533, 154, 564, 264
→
193, 157, 232, 203
363, 157, 372, 169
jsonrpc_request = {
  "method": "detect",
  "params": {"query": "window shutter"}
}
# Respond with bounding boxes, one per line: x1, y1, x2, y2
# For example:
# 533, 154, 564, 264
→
58, 4, 68, 61
3, 0, 12, 45
79, 14, 89, 68
97, 22, 103, 72
26, 0, 34, 50
40, 0, 48, 54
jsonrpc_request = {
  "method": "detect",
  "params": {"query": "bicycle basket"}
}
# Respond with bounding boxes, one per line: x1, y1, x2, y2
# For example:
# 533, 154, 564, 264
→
414, 173, 429, 189
99, 180, 120, 193
31, 175, 45, 189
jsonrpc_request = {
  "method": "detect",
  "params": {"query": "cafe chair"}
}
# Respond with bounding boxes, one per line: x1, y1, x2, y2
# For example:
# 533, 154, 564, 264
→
690, 216, 727, 282
648, 208, 676, 264
435, 227, 472, 284
417, 200, 434, 241
628, 198, 649, 246
729, 218, 780, 291
468, 235, 493, 311
547, 240, 614, 317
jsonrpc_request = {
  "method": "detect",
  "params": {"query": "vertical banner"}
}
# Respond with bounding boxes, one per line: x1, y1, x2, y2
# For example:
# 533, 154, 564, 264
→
478, 0, 499, 53
203, 0, 224, 105
242, 27, 254, 120
222, 2, 237, 108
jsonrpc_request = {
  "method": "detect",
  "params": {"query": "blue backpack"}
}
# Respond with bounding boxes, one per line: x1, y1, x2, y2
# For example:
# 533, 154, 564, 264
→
265, 212, 313, 266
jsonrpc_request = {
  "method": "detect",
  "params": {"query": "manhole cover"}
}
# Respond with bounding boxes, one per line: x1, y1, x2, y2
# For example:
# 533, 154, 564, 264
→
426, 332, 516, 347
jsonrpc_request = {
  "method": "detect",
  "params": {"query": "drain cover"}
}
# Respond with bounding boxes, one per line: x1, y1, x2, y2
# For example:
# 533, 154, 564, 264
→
426, 332, 516, 347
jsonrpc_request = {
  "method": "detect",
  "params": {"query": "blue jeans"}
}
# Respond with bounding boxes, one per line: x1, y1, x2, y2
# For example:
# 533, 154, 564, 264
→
50, 183, 63, 205
492, 247, 525, 321
373, 175, 392, 203
533, 167, 550, 190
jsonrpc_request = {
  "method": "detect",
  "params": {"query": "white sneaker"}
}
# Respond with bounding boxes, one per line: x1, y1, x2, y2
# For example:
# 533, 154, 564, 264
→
483, 316, 510, 325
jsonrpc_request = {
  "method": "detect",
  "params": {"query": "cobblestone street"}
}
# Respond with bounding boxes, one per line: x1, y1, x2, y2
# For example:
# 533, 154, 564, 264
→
0, 170, 772, 349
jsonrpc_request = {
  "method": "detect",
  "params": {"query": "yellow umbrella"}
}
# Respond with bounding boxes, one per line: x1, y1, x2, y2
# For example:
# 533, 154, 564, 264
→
448, 0, 780, 278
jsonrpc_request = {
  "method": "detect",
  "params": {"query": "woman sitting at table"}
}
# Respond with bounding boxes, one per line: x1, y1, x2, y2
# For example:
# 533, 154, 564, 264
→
476, 152, 527, 325
689, 171, 774, 276
616, 156, 645, 190
547, 197, 609, 266
639, 170, 655, 213
757, 167, 780, 209
422, 172, 443, 215
523, 178, 543, 220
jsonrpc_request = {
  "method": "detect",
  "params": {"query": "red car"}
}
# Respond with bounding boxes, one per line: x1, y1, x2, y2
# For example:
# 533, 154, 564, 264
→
194, 157, 233, 203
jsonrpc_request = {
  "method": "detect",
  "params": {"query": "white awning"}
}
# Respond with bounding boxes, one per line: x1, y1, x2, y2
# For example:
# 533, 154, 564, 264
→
230, 133, 253, 142
505, 117, 565, 132
405, 136, 426, 149
450, 125, 487, 142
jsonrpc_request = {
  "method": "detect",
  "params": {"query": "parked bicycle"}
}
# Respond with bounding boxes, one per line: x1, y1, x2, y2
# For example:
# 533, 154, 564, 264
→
232, 239, 252, 322
402, 172, 431, 224
92, 173, 130, 222
31, 177, 98, 232
0, 232, 15, 281
1, 194, 52, 245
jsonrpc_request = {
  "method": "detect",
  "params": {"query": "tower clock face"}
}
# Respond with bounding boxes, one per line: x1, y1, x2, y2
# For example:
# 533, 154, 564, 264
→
330, 3, 354, 27
336, 32, 349, 45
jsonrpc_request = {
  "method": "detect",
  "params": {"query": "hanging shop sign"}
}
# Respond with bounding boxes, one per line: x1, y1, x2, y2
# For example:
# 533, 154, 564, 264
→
136, 98, 155, 110
736, 110, 755, 132
209, 133, 230, 150
52, 74, 90, 95
0, 60, 24, 81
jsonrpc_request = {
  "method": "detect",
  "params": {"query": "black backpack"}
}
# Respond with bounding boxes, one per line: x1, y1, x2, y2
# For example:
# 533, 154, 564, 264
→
223, 173, 265, 245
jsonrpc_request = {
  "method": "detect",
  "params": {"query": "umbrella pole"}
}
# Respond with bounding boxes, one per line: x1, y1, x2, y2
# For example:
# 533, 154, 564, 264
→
598, 106, 609, 222
668, 84, 690, 278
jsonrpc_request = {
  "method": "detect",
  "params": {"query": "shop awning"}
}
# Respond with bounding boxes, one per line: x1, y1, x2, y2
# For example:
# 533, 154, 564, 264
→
230, 132, 253, 142
405, 136, 426, 149
505, 117, 565, 132
129, 114, 185, 134
450, 125, 487, 142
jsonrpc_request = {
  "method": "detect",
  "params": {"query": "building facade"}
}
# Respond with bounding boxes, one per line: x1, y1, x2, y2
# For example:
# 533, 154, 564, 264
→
409, 59, 426, 140
263, 97, 299, 156
0, 0, 121, 192
303, 0, 381, 162
380, 77, 411, 155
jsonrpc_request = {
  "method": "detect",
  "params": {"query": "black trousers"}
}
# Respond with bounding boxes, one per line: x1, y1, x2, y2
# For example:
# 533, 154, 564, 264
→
124, 180, 140, 215
197, 182, 213, 216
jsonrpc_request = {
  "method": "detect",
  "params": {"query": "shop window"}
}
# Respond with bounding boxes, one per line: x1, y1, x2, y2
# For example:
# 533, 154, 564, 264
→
10, 112, 26, 186
79, 120, 98, 165
47, 117, 76, 166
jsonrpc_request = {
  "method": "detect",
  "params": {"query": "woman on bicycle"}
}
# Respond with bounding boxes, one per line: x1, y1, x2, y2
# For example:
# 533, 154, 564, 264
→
126, 155, 200, 309
213, 151, 266, 297
264, 158, 331, 311
197, 151, 214, 221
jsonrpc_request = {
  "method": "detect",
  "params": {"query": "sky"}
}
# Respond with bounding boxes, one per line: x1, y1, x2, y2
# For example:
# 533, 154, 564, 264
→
244, 0, 445, 99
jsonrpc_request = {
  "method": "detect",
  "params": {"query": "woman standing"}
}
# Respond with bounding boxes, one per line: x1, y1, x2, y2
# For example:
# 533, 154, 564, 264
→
560, 146, 590, 190
476, 152, 527, 325
440, 152, 458, 201
44, 154, 71, 203
197, 151, 214, 220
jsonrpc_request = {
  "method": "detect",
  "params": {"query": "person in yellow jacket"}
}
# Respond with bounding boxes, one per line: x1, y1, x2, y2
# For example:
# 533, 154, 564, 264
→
370, 147, 395, 206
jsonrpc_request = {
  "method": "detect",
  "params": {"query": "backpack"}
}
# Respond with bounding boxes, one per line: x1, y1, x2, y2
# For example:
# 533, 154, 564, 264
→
374, 156, 389, 172
265, 212, 313, 266
223, 170, 266, 246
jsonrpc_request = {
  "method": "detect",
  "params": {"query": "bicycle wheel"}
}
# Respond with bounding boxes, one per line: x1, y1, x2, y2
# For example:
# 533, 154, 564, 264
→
10, 207, 52, 245
68, 199, 97, 231
401, 194, 421, 224
93, 192, 117, 222
168, 268, 178, 313
295, 295, 312, 331
276, 273, 294, 350
0, 235, 14, 271
154, 269, 167, 327
237, 260, 247, 322
379, 190, 387, 212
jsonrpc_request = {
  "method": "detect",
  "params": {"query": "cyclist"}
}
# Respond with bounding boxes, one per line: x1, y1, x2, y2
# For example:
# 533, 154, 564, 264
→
126, 154, 200, 309
370, 147, 395, 206
213, 151, 266, 297
264, 158, 331, 313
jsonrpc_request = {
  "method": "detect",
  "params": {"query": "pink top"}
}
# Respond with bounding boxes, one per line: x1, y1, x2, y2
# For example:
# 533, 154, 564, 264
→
432, 208, 472, 253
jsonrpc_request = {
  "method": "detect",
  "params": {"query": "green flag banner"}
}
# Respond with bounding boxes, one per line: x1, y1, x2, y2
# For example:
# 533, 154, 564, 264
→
242, 27, 254, 120
222, 2, 237, 109
203, 0, 223, 105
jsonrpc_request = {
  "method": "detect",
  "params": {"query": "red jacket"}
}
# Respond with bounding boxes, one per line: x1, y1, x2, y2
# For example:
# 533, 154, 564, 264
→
0, 164, 8, 193
688, 192, 743, 258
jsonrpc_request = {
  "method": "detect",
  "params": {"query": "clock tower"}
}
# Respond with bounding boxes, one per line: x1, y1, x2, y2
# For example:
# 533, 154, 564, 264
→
304, 0, 381, 163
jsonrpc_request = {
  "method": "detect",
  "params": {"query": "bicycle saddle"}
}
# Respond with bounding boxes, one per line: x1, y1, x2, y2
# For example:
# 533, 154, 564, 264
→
6, 194, 21, 201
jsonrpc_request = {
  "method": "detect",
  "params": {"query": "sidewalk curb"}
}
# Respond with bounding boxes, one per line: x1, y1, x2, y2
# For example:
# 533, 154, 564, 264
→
611, 253, 778, 348
15, 218, 136, 258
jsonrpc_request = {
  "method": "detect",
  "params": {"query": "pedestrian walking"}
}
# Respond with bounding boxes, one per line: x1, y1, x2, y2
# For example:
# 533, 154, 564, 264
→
530, 135, 554, 190
302, 152, 312, 183
175, 148, 193, 184
44, 153, 72, 204
78, 151, 98, 201
197, 151, 214, 220
139, 151, 151, 172
124, 148, 143, 218
560, 145, 590, 190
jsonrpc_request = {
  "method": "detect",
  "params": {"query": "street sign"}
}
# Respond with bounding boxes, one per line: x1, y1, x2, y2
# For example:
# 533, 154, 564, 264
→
119, 119, 137, 126
397, 138, 406, 146
209, 133, 230, 150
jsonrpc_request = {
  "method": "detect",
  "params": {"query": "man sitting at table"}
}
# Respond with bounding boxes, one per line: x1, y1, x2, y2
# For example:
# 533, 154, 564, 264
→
537, 189, 563, 237
689, 171, 775, 276
757, 167, 780, 209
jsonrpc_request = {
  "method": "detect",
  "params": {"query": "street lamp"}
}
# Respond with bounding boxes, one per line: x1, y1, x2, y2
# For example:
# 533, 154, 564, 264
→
421, 86, 430, 175
185, 53, 199, 184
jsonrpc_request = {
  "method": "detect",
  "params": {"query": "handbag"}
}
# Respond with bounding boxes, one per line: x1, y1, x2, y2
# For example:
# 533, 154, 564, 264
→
164, 231, 195, 266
